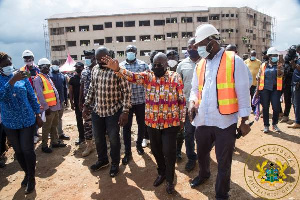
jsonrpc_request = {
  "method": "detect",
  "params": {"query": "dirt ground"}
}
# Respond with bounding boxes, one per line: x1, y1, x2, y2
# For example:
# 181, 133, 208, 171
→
0, 105, 299, 200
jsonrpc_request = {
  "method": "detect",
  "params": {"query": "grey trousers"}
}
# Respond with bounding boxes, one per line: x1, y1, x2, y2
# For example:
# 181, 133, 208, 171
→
195, 123, 237, 200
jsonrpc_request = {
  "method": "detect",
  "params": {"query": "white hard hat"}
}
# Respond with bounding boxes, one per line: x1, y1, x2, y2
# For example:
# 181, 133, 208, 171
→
22, 50, 34, 58
267, 47, 280, 55
195, 24, 220, 44
38, 58, 51, 66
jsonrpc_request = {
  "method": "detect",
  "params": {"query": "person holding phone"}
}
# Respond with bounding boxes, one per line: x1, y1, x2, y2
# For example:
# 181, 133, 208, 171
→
255, 47, 284, 133
0, 52, 43, 194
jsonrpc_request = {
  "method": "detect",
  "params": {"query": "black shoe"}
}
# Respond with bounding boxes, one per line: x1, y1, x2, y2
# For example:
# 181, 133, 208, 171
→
153, 175, 166, 187
122, 153, 132, 165
185, 160, 196, 172
0, 160, 5, 168
190, 176, 209, 188
25, 177, 35, 194
109, 164, 119, 177
90, 160, 109, 171
42, 146, 52, 153
176, 152, 182, 162
21, 174, 28, 187
166, 182, 175, 194
137, 147, 144, 155
52, 142, 67, 148
59, 134, 70, 140
75, 138, 85, 145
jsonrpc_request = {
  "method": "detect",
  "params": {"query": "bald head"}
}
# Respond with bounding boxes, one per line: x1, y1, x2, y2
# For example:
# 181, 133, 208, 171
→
250, 50, 256, 57
226, 44, 237, 53
153, 53, 168, 69
95, 46, 110, 66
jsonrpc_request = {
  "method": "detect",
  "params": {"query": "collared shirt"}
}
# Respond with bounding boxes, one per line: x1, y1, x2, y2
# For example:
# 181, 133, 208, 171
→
190, 48, 251, 129
263, 64, 278, 91
20, 64, 40, 88
245, 58, 261, 86
81, 67, 92, 97
0, 74, 40, 129
33, 73, 61, 112
84, 65, 131, 117
120, 59, 149, 105
49, 71, 67, 103
176, 57, 198, 107
117, 68, 186, 129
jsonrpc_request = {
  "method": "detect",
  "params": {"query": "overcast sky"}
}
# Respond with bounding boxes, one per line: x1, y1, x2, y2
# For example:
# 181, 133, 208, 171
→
0, 0, 299, 67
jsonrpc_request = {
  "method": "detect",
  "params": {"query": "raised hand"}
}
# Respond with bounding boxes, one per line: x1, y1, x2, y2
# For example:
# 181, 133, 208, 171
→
101, 55, 120, 72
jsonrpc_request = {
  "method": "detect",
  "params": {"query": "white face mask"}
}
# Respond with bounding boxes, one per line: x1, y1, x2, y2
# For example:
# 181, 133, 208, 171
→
52, 65, 60, 71
197, 46, 210, 59
1, 65, 14, 76
168, 60, 178, 68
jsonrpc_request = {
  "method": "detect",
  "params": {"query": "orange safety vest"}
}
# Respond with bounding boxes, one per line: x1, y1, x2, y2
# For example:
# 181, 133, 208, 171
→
35, 74, 57, 107
196, 51, 238, 115
258, 63, 283, 91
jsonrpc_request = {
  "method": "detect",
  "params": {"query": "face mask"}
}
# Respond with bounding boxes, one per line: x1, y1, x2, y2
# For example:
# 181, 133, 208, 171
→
197, 46, 210, 59
85, 59, 92, 66
271, 56, 279, 63
1, 65, 14, 76
152, 66, 167, 78
250, 56, 256, 61
126, 52, 136, 61
168, 60, 178, 68
25, 61, 33, 66
52, 65, 59, 72
187, 50, 199, 59
75, 69, 83, 74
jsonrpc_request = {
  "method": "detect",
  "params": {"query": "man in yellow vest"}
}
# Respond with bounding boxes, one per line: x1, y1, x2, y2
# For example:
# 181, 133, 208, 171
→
33, 58, 67, 153
188, 24, 251, 200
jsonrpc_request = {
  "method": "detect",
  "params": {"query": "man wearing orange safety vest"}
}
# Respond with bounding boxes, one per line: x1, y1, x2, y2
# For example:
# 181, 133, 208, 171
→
33, 58, 67, 154
188, 24, 251, 200
20, 50, 40, 87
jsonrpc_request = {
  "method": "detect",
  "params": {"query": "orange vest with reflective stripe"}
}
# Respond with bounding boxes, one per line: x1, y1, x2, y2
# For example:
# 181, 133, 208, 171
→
36, 74, 57, 107
258, 63, 283, 91
196, 51, 238, 115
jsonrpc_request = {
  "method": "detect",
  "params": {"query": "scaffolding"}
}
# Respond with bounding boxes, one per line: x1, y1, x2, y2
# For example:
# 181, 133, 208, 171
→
43, 23, 50, 59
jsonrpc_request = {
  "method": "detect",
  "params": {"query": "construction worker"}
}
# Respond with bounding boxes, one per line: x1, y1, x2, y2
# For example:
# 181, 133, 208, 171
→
33, 58, 67, 153
189, 24, 251, 199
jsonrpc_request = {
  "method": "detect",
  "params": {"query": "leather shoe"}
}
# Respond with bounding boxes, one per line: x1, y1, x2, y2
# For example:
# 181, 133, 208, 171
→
25, 177, 35, 194
21, 174, 28, 187
52, 142, 67, 148
137, 147, 144, 155
109, 164, 119, 177
75, 138, 85, 145
153, 175, 166, 187
166, 182, 175, 194
122, 153, 132, 165
59, 134, 70, 140
190, 176, 209, 188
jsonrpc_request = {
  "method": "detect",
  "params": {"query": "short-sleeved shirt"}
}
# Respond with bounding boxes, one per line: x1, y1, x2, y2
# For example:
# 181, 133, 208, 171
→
245, 58, 261, 86
69, 74, 81, 105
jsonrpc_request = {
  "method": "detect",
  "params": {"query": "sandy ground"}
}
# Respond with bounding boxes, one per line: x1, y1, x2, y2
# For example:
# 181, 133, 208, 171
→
0, 105, 299, 200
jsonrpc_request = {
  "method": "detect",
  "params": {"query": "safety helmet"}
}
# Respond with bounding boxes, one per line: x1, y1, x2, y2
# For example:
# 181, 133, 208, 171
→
267, 47, 280, 55
22, 50, 34, 58
195, 24, 220, 44
38, 58, 51, 66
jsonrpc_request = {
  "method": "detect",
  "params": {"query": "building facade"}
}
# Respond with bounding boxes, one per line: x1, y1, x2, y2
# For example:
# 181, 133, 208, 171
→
47, 6, 273, 64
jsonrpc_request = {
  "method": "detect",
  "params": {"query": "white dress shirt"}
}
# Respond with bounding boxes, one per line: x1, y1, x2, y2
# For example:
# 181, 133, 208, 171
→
189, 48, 251, 129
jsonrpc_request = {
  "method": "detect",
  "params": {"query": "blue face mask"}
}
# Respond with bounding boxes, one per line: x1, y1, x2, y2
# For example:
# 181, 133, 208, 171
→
1, 65, 14, 76
85, 59, 91, 66
126, 52, 136, 61
187, 50, 199, 59
197, 46, 210, 59
271, 56, 279, 63
250, 56, 256, 61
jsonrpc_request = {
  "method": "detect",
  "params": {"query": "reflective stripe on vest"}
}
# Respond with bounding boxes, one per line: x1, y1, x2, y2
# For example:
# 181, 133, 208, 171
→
37, 74, 57, 107
258, 63, 283, 91
196, 51, 238, 115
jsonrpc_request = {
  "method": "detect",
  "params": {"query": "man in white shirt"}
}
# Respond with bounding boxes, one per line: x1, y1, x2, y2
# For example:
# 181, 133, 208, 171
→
189, 24, 251, 200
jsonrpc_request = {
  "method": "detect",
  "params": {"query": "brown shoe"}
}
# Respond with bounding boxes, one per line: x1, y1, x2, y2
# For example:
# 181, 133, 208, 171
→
288, 123, 300, 129
280, 116, 289, 123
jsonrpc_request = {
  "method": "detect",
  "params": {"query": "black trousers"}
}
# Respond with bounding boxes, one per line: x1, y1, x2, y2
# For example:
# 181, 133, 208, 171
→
75, 105, 85, 140
283, 84, 292, 117
250, 85, 257, 112
0, 123, 7, 155
195, 123, 237, 200
4, 124, 36, 178
147, 126, 179, 184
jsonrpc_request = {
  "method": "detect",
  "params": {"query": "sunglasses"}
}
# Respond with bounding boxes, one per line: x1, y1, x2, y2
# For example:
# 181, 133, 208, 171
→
152, 63, 163, 68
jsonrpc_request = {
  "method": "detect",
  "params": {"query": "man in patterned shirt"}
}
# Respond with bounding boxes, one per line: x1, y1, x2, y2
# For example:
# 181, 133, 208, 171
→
82, 47, 131, 177
102, 52, 185, 194
120, 45, 149, 165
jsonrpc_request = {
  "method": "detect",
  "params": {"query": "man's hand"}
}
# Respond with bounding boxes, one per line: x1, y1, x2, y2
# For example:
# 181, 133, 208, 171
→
82, 106, 90, 120
45, 109, 51, 116
254, 90, 260, 97
9, 71, 26, 85
188, 101, 198, 122
238, 119, 251, 137
36, 115, 43, 128
119, 112, 129, 127
101, 55, 120, 72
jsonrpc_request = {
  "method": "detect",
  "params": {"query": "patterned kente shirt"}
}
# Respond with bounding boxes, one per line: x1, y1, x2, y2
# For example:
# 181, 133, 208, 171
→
117, 68, 186, 129
84, 65, 131, 117
120, 59, 149, 105
80, 66, 92, 97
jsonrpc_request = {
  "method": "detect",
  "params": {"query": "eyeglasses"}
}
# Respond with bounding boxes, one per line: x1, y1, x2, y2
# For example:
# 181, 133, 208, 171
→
152, 63, 163, 68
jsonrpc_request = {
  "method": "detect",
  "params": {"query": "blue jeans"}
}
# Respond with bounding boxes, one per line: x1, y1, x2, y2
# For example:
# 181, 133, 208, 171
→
184, 111, 197, 161
292, 86, 300, 124
92, 110, 121, 164
123, 103, 145, 154
4, 124, 36, 178
260, 89, 281, 126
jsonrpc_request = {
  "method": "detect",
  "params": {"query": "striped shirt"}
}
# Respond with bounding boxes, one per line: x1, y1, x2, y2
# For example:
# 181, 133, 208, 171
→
117, 68, 185, 129
84, 65, 131, 117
